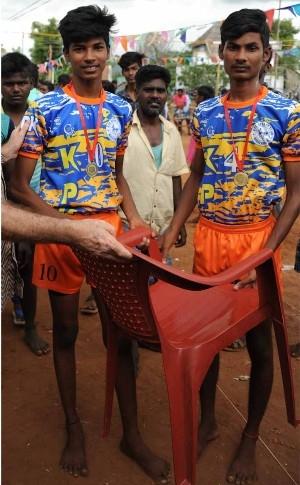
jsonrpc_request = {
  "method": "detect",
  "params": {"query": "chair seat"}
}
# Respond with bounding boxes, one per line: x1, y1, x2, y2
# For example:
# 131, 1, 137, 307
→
150, 281, 261, 348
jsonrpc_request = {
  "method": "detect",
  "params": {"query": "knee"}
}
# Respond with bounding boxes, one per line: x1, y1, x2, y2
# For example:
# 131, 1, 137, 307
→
54, 323, 78, 348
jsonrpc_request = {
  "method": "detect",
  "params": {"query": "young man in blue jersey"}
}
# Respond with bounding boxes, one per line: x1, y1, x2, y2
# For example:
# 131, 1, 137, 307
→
161, 9, 300, 484
10, 5, 169, 481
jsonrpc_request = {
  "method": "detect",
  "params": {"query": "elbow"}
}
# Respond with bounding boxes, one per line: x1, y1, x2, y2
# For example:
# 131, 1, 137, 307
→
8, 180, 27, 204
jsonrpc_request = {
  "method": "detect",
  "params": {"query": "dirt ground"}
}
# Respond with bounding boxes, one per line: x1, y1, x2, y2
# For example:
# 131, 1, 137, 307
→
2, 135, 300, 485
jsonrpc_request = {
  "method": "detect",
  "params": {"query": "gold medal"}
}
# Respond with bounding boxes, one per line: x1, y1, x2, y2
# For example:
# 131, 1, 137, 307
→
86, 162, 98, 177
234, 171, 248, 187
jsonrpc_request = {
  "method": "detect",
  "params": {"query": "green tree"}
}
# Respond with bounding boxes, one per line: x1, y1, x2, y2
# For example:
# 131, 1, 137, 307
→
271, 19, 300, 72
177, 64, 228, 92
30, 18, 62, 64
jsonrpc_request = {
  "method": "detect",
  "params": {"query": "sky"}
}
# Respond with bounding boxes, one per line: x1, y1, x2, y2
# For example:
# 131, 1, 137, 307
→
2, 0, 300, 57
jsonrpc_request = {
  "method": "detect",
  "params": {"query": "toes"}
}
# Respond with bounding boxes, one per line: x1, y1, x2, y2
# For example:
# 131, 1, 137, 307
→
80, 466, 88, 477
227, 474, 235, 483
42, 344, 50, 354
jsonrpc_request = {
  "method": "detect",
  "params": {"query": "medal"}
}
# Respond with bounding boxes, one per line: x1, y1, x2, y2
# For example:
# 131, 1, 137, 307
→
86, 162, 98, 177
223, 87, 262, 188
70, 83, 104, 178
234, 171, 249, 187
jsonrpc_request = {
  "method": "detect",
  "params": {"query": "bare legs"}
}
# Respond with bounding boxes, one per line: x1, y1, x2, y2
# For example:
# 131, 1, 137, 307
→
198, 320, 273, 484
49, 290, 88, 477
94, 292, 170, 482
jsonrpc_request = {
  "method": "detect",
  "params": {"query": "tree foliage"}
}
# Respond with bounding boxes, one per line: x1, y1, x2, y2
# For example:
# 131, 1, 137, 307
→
176, 64, 229, 93
30, 18, 62, 64
271, 19, 300, 72
271, 19, 299, 50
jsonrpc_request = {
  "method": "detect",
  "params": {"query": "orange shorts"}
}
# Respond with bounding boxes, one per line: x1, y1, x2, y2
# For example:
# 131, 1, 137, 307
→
193, 215, 281, 281
33, 211, 122, 294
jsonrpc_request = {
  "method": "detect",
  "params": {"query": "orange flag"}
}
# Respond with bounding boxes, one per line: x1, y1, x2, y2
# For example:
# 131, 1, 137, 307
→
265, 9, 275, 29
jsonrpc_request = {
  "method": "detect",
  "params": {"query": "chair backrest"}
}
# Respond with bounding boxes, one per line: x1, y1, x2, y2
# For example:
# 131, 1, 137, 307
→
75, 246, 161, 341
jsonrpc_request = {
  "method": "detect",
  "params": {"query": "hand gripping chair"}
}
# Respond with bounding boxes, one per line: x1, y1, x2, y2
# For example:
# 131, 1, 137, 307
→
74, 228, 298, 485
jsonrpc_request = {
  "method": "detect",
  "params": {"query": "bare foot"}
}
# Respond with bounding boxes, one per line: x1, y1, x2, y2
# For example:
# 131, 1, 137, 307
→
197, 422, 219, 457
60, 420, 88, 478
226, 433, 257, 484
24, 326, 50, 356
120, 434, 170, 483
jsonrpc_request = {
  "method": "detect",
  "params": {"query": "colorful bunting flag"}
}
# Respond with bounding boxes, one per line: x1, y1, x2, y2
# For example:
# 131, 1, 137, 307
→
281, 3, 300, 16
265, 9, 275, 29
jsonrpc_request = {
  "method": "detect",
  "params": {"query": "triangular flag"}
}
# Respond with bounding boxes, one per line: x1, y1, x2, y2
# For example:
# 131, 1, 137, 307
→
279, 3, 300, 16
265, 9, 275, 29
120, 36, 128, 51
289, 4, 300, 16
180, 29, 187, 43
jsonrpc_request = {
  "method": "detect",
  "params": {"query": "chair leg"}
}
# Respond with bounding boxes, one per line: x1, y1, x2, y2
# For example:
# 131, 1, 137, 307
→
102, 323, 119, 437
272, 317, 298, 426
162, 347, 210, 485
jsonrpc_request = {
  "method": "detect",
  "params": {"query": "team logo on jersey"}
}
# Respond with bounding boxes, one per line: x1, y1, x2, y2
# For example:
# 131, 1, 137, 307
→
64, 123, 75, 137
106, 116, 121, 141
251, 121, 274, 146
207, 126, 215, 138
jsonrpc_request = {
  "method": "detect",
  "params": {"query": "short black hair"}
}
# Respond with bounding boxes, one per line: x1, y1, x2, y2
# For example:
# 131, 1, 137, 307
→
1, 52, 35, 80
57, 73, 71, 86
58, 5, 116, 50
195, 85, 215, 100
118, 52, 144, 70
39, 80, 54, 91
29, 63, 39, 87
221, 9, 270, 48
102, 80, 115, 93
135, 65, 171, 90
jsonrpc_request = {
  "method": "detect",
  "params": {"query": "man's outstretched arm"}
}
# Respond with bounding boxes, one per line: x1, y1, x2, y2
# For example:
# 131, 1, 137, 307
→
2, 202, 131, 261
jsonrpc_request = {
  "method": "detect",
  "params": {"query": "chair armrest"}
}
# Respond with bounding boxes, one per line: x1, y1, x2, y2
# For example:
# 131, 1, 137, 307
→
129, 245, 275, 291
118, 228, 162, 261
118, 227, 152, 246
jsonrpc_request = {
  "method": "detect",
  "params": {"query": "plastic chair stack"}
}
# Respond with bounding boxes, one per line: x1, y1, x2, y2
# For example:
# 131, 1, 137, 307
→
74, 228, 298, 485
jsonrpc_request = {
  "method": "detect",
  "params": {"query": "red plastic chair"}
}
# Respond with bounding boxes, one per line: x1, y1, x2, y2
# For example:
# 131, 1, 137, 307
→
74, 228, 298, 485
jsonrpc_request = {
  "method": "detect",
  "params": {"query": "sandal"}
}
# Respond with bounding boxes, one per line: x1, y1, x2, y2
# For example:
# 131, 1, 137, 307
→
223, 337, 246, 352
80, 294, 98, 314
290, 343, 300, 359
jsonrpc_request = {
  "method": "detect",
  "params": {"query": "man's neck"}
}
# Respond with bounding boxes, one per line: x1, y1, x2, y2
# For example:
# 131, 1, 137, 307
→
125, 83, 136, 101
2, 100, 27, 125
228, 78, 261, 102
71, 77, 102, 97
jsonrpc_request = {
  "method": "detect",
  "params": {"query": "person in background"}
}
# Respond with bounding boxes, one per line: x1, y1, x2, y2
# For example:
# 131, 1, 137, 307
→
117, 51, 144, 109
56, 73, 71, 89
123, 64, 188, 241
102, 79, 116, 93
172, 87, 191, 134
28, 63, 43, 101
1, 52, 48, 355
38, 80, 55, 94
187, 85, 215, 165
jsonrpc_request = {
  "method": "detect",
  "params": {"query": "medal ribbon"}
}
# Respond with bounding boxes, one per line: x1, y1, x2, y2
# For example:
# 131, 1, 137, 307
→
70, 83, 103, 163
223, 87, 262, 173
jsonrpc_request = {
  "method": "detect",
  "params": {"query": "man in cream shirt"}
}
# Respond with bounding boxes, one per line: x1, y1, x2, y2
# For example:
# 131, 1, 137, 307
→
123, 64, 189, 240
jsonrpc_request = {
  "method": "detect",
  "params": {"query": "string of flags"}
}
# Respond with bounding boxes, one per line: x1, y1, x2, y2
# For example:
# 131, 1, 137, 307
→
38, 3, 300, 72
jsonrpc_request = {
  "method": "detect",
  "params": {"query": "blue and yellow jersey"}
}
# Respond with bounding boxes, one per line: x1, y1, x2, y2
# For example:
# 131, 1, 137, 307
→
191, 86, 300, 224
19, 84, 132, 214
